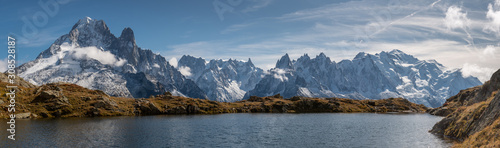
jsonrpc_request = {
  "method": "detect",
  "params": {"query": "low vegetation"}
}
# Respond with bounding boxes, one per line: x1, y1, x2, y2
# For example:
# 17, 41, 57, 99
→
0, 73, 427, 119
430, 69, 500, 147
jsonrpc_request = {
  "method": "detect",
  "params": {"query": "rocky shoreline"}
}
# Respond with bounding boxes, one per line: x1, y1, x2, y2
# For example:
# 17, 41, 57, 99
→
0, 73, 428, 119
429, 69, 500, 147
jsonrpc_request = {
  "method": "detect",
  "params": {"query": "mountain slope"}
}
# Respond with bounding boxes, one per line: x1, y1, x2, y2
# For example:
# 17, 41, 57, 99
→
17, 17, 207, 99
430, 69, 500, 147
245, 50, 481, 107
178, 55, 264, 102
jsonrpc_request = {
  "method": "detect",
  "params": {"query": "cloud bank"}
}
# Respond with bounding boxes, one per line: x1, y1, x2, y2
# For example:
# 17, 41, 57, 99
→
484, 0, 500, 34
59, 43, 127, 67
462, 63, 496, 82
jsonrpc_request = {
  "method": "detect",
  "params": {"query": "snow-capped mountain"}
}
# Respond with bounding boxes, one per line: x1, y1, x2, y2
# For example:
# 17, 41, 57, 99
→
178, 55, 264, 102
17, 17, 482, 107
245, 50, 482, 107
17, 17, 207, 99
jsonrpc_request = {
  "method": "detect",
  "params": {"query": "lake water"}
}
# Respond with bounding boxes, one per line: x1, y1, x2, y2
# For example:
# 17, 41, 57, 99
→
2, 113, 451, 147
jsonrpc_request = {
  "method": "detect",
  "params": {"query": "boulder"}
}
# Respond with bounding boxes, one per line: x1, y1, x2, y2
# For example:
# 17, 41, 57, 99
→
186, 105, 200, 114
134, 100, 161, 115
92, 96, 118, 110
15, 112, 31, 119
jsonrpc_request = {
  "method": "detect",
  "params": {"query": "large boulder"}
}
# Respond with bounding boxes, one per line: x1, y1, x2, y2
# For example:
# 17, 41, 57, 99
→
134, 100, 162, 115
92, 97, 118, 110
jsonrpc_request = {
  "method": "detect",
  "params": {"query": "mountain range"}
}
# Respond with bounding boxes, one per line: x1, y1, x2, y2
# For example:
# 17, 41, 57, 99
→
245, 51, 481, 107
17, 17, 482, 107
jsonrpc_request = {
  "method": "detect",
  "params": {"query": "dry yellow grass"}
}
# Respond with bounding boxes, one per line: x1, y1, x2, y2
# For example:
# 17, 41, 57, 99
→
454, 118, 500, 148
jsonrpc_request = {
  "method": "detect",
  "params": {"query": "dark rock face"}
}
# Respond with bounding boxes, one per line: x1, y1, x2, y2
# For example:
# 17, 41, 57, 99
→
275, 54, 293, 69
430, 69, 500, 141
32, 85, 70, 111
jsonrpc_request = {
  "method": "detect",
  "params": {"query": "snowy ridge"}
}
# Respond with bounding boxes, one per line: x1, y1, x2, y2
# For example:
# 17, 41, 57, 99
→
178, 55, 264, 102
245, 50, 481, 107
16, 18, 482, 107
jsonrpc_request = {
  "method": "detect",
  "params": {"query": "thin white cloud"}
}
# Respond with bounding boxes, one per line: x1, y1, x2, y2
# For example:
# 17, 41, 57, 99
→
444, 6, 470, 30
60, 43, 127, 67
221, 23, 254, 34
241, 0, 273, 13
484, 0, 500, 35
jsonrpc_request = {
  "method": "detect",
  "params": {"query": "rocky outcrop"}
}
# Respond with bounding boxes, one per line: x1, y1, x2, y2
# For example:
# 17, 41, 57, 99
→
134, 100, 162, 115
92, 96, 118, 111
0, 72, 35, 88
430, 69, 500, 146
31, 84, 71, 116
242, 95, 427, 113
0, 75, 428, 119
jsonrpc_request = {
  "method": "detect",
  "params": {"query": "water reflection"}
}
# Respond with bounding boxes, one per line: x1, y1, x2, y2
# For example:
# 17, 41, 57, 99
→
1, 113, 451, 147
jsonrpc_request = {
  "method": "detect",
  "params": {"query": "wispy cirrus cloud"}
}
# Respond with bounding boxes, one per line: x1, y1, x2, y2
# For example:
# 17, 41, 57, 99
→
164, 0, 500, 80
220, 22, 255, 34
241, 0, 274, 13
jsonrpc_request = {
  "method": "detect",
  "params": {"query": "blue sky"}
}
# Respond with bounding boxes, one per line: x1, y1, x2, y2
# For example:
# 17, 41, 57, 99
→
1, 0, 499, 82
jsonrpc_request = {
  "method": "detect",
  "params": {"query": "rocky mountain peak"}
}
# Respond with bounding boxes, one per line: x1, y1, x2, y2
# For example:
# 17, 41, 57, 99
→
71, 17, 110, 35
317, 52, 327, 59
18, 17, 208, 100
354, 52, 368, 60
275, 53, 293, 69
179, 55, 206, 67
247, 58, 254, 67
314, 52, 331, 63
296, 54, 311, 63
388, 49, 404, 55
65, 17, 116, 49
382, 49, 418, 63
119, 27, 135, 43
